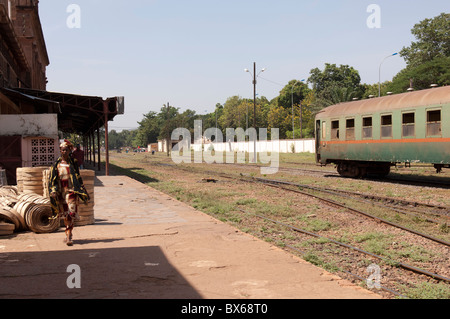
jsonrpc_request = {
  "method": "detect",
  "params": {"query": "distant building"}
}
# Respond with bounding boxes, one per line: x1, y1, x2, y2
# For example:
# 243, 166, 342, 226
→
158, 139, 181, 153
148, 143, 158, 153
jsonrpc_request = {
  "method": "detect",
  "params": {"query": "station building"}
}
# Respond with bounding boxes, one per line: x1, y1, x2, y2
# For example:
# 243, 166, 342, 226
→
0, 0, 123, 185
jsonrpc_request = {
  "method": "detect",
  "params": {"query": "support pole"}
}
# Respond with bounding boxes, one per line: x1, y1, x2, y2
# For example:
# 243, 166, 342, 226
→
253, 62, 257, 163
103, 100, 110, 176
97, 124, 101, 172
92, 130, 96, 168
91, 132, 94, 166
88, 133, 92, 164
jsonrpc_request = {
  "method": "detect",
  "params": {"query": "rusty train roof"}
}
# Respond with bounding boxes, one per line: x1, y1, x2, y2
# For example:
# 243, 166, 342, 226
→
316, 86, 450, 119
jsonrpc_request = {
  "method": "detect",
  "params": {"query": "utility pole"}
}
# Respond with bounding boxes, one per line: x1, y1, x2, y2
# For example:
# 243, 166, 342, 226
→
166, 102, 171, 157
253, 62, 256, 130
245, 63, 265, 163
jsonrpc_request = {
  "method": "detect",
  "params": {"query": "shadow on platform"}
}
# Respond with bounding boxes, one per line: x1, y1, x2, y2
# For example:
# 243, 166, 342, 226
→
0, 246, 202, 299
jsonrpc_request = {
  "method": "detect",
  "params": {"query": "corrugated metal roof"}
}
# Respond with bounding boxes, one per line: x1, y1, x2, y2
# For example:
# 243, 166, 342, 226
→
6, 88, 123, 135
316, 86, 450, 119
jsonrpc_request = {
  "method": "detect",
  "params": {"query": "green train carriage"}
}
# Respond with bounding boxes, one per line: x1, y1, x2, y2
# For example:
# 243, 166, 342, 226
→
315, 86, 450, 178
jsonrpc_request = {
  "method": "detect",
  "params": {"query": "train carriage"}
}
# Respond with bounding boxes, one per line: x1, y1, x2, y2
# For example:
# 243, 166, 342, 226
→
315, 86, 450, 178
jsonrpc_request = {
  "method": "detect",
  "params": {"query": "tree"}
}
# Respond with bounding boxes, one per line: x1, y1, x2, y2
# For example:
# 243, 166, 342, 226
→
133, 111, 160, 147
302, 90, 321, 138
388, 56, 450, 93
400, 13, 450, 68
220, 96, 240, 129
390, 13, 450, 93
308, 63, 363, 107
108, 130, 121, 149
276, 80, 310, 139
175, 109, 198, 140
277, 80, 310, 109
327, 86, 358, 104
219, 96, 269, 131
361, 82, 392, 98
110, 129, 137, 148
267, 105, 289, 138
159, 104, 180, 156
285, 90, 320, 139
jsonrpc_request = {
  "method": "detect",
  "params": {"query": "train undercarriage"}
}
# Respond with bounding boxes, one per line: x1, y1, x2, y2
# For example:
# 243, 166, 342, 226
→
335, 161, 392, 178
330, 161, 449, 178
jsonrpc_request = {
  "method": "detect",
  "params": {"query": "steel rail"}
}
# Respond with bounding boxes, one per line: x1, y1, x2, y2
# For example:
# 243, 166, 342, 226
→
212, 161, 450, 189
251, 177, 450, 247
251, 212, 450, 283
253, 176, 450, 211
263, 178, 449, 223
284, 244, 408, 298
154, 161, 447, 210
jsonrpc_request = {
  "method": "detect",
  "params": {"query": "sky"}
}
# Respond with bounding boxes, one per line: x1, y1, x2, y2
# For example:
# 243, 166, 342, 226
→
38, 0, 450, 131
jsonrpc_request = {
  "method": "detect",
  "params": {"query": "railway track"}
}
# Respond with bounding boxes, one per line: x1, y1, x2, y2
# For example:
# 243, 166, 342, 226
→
244, 211, 449, 298
109, 154, 450, 298
211, 161, 450, 189
150, 160, 449, 247
247, 176, 449, 247
247, 211, 450, 282
245, 162, 450, 189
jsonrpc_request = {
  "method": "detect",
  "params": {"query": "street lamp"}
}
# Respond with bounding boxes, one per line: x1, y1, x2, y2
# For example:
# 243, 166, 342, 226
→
379, 52, 398, 97
245, 62, 265, 163
291, 79, 305, 140
245, 63, 266, 129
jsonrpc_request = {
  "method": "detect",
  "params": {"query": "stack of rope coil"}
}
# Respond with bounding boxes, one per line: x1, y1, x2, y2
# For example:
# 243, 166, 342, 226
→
0, 186, 26, 235
13, 194, 59, 234
17, 167, 49, 195
1, 167, 95, 236
77, 169, 95, 226
0, 182, 59, 235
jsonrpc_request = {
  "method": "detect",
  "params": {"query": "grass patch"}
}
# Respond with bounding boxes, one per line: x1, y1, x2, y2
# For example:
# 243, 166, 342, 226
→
400, 282, 450, 299
395, 242, 435, 263
303, 251, 339, 273
354, 232, 394, 257
298, 215, 333, 232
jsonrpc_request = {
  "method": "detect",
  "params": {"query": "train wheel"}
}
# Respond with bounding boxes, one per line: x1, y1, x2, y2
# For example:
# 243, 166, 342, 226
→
337, 163, 362, 178
348, 164, 361, 178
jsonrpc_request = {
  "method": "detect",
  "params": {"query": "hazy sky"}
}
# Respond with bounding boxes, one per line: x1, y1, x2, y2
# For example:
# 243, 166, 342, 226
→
39, 0, 449, 131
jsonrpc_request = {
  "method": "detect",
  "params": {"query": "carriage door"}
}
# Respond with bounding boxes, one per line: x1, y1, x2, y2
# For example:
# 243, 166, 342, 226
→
315, 120, 321, 162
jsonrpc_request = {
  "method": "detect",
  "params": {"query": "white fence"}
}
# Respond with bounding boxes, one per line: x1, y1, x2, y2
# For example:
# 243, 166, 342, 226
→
191, 139, 316, 154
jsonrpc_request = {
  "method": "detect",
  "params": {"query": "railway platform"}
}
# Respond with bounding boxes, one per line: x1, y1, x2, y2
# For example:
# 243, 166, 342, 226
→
0, 174, 380, 300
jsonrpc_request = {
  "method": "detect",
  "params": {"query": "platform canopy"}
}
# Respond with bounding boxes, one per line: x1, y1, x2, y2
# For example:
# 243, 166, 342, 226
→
4, 87, 124, 135
1, 87, 124, 175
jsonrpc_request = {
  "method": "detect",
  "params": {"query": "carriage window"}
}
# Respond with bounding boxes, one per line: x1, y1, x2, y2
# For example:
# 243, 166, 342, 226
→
346, 119, 355, 140
427, 110, 441, 136
322, 121, 326, 139
331, 120, 339, 140
402, 112, 415, 137
362, 117, 372, 138
381, 114, 392, 138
